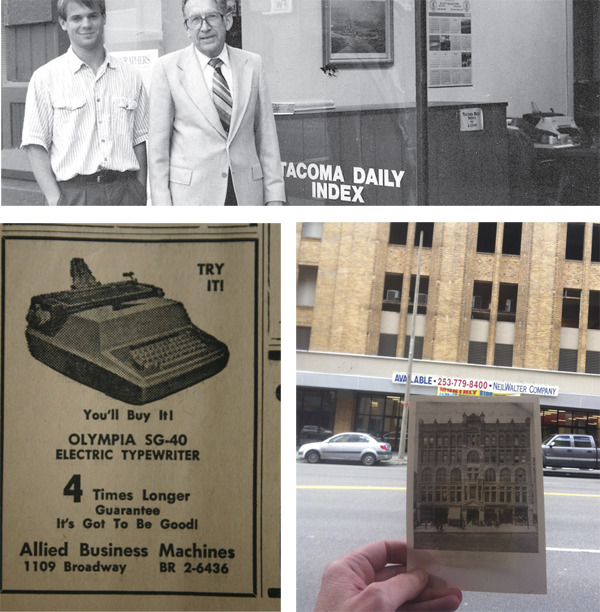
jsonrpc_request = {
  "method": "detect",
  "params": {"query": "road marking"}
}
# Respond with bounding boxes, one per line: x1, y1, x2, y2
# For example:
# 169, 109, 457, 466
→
296, 485, 406, 491
544, 492, 600, 498
547, 547, 600, 554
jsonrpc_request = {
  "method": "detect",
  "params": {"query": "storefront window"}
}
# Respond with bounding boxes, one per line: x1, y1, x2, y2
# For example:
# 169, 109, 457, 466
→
541, 408, 600, 443
105, 0, 164, 88
355, 393, 403, 450
242, 0, 418, 205
297, 388, 336, 445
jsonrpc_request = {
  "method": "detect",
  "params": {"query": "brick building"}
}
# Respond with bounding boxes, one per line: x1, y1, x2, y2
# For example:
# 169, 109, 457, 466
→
296, 222, 600, 449
414, 412, 535, 530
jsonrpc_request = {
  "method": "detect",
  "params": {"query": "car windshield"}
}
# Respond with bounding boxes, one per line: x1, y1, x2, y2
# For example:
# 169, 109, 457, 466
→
542, 435, 555, 445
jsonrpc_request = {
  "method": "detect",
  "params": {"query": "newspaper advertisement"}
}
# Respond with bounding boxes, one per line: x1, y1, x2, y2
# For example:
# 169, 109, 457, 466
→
428, 0, 473, 87
0, 223, 281, 611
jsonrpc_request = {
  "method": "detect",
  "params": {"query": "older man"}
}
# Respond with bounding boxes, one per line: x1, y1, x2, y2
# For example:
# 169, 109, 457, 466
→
21, 0, 149, 206
148, 0, 285, 206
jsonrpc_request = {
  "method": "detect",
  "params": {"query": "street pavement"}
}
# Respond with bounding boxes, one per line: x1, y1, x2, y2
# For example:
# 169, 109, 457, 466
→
296, 460, 600, 612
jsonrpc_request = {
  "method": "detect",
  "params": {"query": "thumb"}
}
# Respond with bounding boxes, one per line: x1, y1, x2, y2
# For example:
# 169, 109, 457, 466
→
355, 568, 429, 611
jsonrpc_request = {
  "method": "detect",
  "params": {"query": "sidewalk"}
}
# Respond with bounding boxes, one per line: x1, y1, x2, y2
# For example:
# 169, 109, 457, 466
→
2, 149, 44, 206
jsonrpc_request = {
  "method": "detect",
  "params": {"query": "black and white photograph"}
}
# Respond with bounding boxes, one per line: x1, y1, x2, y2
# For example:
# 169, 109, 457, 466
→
1, 0, 598, 205
407, 396, 547, 593
323, 0, 394, 66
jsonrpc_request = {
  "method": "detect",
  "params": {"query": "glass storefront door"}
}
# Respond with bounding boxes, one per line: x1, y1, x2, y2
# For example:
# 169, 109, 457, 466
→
355, 393, 404, 451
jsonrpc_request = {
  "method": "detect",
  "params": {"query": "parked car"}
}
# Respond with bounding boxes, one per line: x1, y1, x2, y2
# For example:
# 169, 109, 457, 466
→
541, 434, 600, 469
297, 432, 392, 466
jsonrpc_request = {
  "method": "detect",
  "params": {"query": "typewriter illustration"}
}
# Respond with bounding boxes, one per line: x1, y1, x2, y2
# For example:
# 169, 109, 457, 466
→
25, 258, 229, 405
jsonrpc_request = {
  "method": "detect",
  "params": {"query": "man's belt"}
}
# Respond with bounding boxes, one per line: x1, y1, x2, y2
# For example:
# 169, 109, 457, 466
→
61, 170, 136, 184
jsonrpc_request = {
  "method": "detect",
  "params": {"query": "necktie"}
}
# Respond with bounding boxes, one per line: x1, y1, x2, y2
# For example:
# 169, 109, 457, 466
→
209, 57, 232, 133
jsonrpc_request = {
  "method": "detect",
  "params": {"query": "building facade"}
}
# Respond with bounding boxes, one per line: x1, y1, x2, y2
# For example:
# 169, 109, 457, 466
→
296, 222, 600, 449
414, 413, 535, 530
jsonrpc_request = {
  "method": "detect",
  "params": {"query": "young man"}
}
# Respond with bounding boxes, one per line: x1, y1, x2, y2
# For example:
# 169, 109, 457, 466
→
148, 0, 285, 206
21, 0, 149, 206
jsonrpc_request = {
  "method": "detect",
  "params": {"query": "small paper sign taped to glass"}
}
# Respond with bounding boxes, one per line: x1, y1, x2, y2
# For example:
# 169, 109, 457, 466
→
460, 107, 484, 131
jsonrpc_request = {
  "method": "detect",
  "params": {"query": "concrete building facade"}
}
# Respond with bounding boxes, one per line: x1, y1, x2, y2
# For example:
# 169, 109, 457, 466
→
296, 222, 600, 450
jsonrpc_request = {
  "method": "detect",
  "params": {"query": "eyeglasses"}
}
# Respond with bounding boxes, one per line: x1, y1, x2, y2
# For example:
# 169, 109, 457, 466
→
185, 12, 224, 30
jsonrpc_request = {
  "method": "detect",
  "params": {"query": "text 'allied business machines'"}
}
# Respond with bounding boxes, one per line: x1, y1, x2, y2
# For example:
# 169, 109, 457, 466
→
25, 258, 229, 405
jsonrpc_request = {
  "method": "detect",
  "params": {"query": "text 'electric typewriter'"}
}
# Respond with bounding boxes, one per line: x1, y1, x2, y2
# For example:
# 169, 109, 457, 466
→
25, 259, 229, 405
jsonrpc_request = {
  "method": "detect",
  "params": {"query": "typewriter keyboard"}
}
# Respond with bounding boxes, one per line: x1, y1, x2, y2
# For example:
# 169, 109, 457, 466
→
129, 330, 212, 373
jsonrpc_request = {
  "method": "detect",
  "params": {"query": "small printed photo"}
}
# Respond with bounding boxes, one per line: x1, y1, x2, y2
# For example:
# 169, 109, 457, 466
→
408, 396, 547, 593
429, 35, 442, 51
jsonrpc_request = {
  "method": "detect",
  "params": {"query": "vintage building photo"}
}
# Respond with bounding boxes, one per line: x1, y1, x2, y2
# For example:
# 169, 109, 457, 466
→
407, 396, 547, 594
412, 405, 540, 553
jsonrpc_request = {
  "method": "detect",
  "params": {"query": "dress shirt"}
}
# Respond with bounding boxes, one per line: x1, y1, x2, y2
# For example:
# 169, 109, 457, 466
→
21, 47, 149, 181
194, 46, 234, 107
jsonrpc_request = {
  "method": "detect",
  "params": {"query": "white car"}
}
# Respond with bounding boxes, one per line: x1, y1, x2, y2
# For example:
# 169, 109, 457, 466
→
297, 432, 392, 466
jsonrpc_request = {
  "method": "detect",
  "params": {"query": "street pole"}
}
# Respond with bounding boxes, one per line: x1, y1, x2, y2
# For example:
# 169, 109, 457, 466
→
397, 230, 423, 463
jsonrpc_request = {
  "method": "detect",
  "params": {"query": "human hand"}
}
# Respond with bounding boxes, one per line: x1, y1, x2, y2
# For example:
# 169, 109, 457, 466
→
314, 540, 462, 612
46, 191, 63, 206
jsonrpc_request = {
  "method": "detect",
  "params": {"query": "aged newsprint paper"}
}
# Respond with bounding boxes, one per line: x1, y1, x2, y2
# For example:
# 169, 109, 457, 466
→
407, 396, 547, 594
0, 223, 281, 611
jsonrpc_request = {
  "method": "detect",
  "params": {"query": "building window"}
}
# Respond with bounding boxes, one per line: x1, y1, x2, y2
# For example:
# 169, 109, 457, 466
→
494, 344, 513, 367
403, 336, 424, 359
588, 290, 599, 329
500, 468, 511, 482
586, 351, 600, 375
468, 341, 487, 365
484, 468, 496, 481
378, 333, 398, 357
408, 275, 429, 314
297, 326, 312, 351
498, 283, 518, 322
414, 223, 434, 248
389, 223, 408, 245
355, 394, 404, 451
297, 388, 336, 445
562, 288, 581, 328
502, 222, 522, 255
565, 223, 585, 260
382, 273, 403, 312
301, 222, 323, 239
472, 281, 492, 319
558, 348, 578, 372
592, 224, 600, 263
477, 223, 497, 253
105, 0, 163, 51
541, 412, 600, 441
297, 265, 318, 306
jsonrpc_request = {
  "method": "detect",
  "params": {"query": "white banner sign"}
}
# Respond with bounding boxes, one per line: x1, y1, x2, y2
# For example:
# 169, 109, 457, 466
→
392, 372, 559, 397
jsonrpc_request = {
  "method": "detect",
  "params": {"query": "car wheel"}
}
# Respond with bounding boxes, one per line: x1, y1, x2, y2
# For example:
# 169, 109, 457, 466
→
306, 450, 320, 464
361, 453, 376, 466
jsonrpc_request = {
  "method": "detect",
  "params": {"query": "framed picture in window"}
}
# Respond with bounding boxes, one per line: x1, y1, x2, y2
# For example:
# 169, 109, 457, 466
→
323, 0, 394, 67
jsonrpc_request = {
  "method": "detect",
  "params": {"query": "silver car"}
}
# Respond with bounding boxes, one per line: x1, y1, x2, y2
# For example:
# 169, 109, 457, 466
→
297, 432, 392, 466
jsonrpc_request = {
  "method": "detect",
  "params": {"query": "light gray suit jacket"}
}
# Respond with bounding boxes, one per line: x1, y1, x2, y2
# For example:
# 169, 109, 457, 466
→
148, 44, 285, 206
